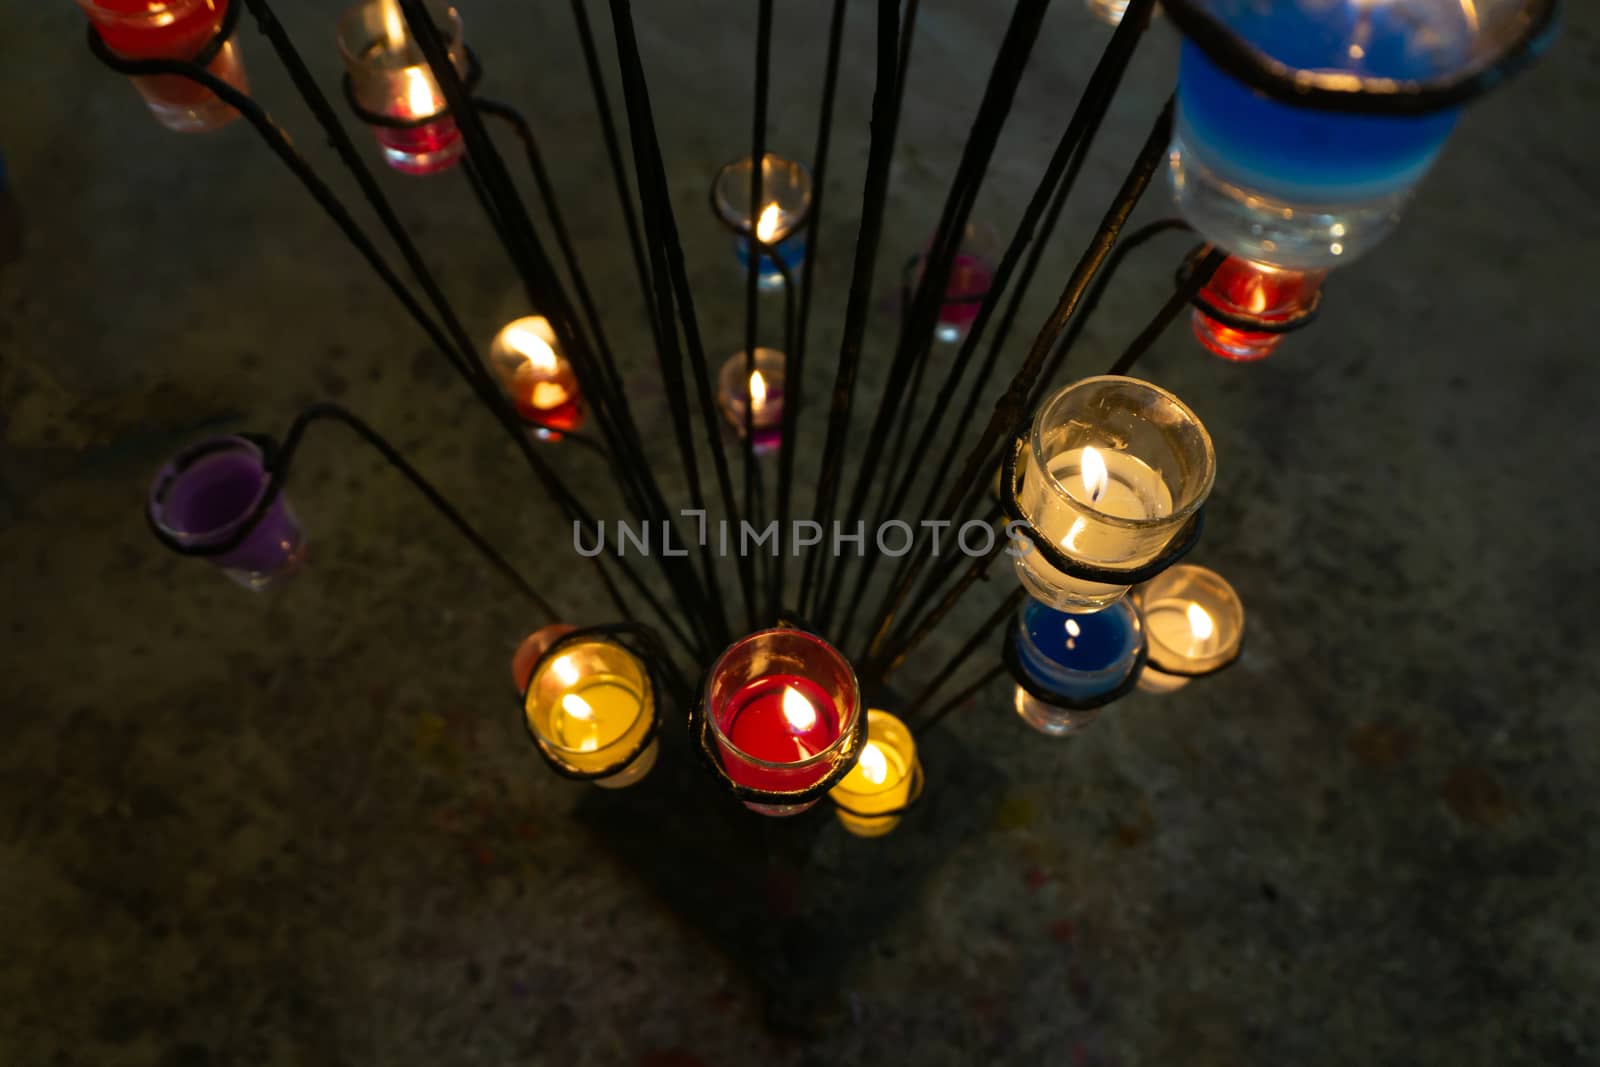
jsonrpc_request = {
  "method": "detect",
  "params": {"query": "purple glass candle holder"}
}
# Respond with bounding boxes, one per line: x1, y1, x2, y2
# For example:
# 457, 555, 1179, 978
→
148, 435, 307, 590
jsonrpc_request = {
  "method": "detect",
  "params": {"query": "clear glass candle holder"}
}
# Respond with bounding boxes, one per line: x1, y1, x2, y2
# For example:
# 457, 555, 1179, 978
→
1012, 597, 1144, 736
1192, 256, 1325, 363
1015, 376, 1214, 613
78, 0, 249, 132
906, 222, 999, 344
523, 635, 658, 789
1168, 0, 1526, 268
829, 709, 920, 838
489, 315, 584, 439
1133, 563, 1244, 693
148, 436, 307, 590
712, 154, 813, 291
705, 628, 861, 817
717, 348, 785, 455
1085, 0, 1133, 27
336, 0, 468, 176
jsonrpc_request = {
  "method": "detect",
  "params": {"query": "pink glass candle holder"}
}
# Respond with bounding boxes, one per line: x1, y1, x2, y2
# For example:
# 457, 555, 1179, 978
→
336, 0, 470, 176
489, 315, 585, 440
1192, 256, 1326, 362
78, 0, 249, 133
717, 348, 785, 455
906, 223, 999, 343
148, 436, 307, 590
704, 629, 862, 817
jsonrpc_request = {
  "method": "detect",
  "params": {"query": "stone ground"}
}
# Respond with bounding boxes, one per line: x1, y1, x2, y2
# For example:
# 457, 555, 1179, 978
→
3, 2, 1599, 1064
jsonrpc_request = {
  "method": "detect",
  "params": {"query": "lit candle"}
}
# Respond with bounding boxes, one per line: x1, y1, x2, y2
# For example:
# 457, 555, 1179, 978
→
829, 709, 919, 837
1192, 256, 1325, 363
78, 0, 249, 133
1011, 596, 1144, 735
147, 435, 307, 590
336, 0, 468, 176
711, 153, 813, 290
489, 315, 584, 439
717, 348, 785, 454
705, 628, 861, 816
1171, 1, 1473, 267
1015, 376, 1215, 614
523, 633, 658, 788
1133, 563, 1245, 693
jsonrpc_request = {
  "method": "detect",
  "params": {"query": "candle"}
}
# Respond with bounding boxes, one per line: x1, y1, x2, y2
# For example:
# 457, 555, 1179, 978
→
1011, 596, 1144, 735
1085, 0, 1132, 26
148, 435, 307, 590
1171, 1, 1472, 268
523, 633, 658, 788
78, 0, 249, 132
711, 153, 814, 291
489, 315, 584, 439
1015, 376, 1214, 614
717, 348, 785, 454
1192, 256, 1326, 363
336, 0, 468, 176
829, 709, 919, 838
705, 628, 861, 816
1133, 563, 1245, 693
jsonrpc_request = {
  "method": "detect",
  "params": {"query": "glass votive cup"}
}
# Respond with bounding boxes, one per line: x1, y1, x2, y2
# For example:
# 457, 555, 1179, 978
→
1192, 257, 1325, 363
78, 0, 249, 132
523, 634, 658, 789
829, 709, 920, 838
717, 348, 785, 455
906, 222, 999, 344
1132, 563, 1244, 693
712, 153, 813, 291
148, 435, 307, 590
705, 628, 862, 817
1015, 376, 1214, 614
336, 0, 468, 176
488, 315, 584, 439
1011, 596, 1144, 737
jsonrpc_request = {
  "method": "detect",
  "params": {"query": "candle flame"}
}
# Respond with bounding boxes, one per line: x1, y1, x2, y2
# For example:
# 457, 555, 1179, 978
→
380, 0, 407, 51
859, 741, 889, 786
1064, 618, 1081, 637
755, 202, 782, 243
749, 369, 768, 411
550, 654, 580, 687
1080, 446, 1109, 505
1187, 602, 1215, 641
560, 692, 594, 721
781, 685, 817, 732
403, 67, 440, 118
504, 318, 560, 373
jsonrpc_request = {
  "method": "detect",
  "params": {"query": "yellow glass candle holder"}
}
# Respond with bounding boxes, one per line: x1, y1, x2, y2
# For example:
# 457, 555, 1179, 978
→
829, 709, 921, 838
522, 631, 658, 789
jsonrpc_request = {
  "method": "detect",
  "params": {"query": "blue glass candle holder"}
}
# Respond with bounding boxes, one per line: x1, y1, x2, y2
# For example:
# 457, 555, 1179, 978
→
1167, 0, 1557, 269
712, 153, 813, 291
1011, 596, 1145, 736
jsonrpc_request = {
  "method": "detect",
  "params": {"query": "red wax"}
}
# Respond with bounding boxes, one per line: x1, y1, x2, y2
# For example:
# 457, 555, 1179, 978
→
81, 0, 226, 58
939, 252, 993, 330
716, 674, 840, 792
1193, 257, 1325, 363
374, 119, 465, 176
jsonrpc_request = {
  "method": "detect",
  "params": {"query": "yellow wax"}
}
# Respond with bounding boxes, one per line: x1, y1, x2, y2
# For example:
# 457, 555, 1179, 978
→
830, 709, 918, 838
525, 641, 654, 778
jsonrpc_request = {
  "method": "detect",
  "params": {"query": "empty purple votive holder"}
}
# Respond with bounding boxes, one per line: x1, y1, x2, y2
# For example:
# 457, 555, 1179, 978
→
148, 435, 307, 590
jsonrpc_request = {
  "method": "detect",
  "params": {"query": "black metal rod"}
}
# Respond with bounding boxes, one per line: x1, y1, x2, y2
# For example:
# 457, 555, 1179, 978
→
1106, 245, 1225, 376
905, 587, 1025, 717
913, 663, 1006, 738
742, 0, 774, 630
863, 98, 1177, 667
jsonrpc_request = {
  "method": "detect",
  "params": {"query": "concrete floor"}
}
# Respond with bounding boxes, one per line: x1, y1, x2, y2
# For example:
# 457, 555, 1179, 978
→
4, 1, 1599, 1064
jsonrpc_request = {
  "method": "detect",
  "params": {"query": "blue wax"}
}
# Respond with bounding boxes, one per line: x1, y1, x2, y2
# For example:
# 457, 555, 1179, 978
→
1177, 2, 1466, 200
1015, 597, 1142, 702
735, 231, 807, 282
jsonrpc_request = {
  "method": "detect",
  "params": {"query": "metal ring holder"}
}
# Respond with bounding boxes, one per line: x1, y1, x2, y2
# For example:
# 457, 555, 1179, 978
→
1159, 0, 1561, 116
1177, 243, 1322, 336
340, 47, 484, 129
85, 0, 243, 73
687, 619, 869, 808
517, 622, 670, 782
997, 422, 1205, 588
1000, 612, 1149, 712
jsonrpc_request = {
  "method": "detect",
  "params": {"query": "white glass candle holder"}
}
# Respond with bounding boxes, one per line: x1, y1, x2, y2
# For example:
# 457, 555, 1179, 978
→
1133, 564, 1244, 693
711, 154, 813, 290
336, 0, 469, 176
1014, 376, 1214, 614
717, 348, 785, 455
522, 631, 658, 788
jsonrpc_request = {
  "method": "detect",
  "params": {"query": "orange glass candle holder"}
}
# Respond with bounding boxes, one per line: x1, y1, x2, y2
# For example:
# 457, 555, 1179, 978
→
78, 0, 249, 132
488, 315, 584, 439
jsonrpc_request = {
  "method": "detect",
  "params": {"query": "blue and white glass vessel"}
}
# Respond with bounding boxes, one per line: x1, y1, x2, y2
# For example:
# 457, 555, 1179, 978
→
712, 153, 813, 291
1012, 596, 1145, 736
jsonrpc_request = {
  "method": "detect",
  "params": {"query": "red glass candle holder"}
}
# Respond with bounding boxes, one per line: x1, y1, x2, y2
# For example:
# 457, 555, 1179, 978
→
336, 0, 470, 176
704, 629, 862, 817
488, 315, 585, 439
1192, 256, 1326, 363
78, 0, 249, 133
